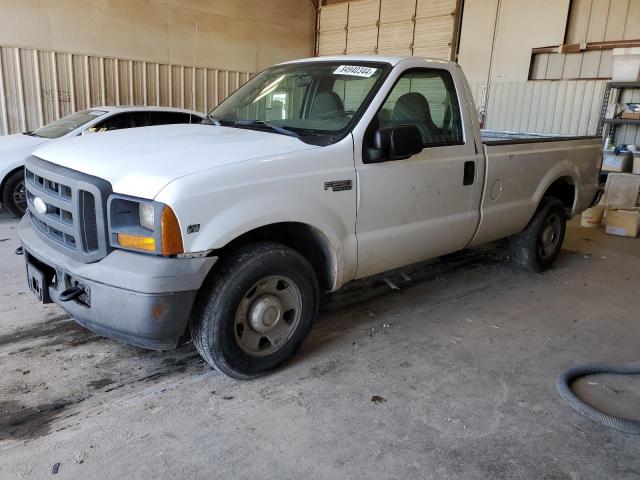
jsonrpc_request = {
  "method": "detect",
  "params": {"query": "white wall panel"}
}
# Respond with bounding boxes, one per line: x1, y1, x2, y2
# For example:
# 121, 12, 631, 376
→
0, 45, 251, 136
473, 79, 607, 136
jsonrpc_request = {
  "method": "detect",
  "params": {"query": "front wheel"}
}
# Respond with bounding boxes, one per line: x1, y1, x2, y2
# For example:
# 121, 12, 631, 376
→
2, 170, 27, 218
190, 242, 319, 379
510, 197, 566, 272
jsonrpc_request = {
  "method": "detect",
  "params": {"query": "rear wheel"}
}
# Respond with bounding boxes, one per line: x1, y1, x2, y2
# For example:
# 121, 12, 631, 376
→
190, 242, 319, 379
2, 170, 27, 218
510, 197, 566, 272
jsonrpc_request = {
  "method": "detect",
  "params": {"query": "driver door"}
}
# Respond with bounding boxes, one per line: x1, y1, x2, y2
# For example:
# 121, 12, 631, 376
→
355, 67, 482, 278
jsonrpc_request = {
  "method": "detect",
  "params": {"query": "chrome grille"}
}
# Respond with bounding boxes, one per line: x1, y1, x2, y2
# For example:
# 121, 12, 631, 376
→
24, 156, 112, 263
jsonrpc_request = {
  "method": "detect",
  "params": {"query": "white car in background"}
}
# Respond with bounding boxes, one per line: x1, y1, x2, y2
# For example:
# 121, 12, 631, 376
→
0, 106, 203, 217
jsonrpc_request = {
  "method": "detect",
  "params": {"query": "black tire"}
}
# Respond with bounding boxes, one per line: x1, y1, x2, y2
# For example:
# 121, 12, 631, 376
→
510, 197, 566, 272
190, 242, 319, 379
2, 169, 27, 218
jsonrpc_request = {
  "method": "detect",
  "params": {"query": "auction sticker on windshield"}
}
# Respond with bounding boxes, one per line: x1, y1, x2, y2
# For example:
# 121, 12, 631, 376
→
334, 65, 377, 77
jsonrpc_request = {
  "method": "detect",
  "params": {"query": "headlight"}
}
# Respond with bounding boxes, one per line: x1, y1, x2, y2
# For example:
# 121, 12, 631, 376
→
139, 203, 155, 231
107, 195, 184, 256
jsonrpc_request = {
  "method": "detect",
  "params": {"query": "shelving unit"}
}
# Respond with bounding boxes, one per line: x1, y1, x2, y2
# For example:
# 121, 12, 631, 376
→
597, 81, 640, 138
596, 81, 640, 184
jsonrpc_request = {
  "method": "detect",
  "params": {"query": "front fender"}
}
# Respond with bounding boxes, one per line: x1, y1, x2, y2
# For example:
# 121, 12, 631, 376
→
155, 136, 358, 288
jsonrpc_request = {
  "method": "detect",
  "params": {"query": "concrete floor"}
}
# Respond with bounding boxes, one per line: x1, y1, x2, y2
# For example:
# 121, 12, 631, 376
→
1, 214, 639, 479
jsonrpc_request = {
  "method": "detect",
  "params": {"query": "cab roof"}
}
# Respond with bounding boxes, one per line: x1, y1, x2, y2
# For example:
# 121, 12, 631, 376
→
278, 54, 454, 67
85, 105, 203, 116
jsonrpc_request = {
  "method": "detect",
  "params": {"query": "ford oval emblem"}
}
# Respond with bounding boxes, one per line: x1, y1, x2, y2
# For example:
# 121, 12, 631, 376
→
33, 197, 48, 215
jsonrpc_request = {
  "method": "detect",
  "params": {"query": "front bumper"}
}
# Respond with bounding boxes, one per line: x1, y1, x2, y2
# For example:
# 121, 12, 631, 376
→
19, 216, 217, 350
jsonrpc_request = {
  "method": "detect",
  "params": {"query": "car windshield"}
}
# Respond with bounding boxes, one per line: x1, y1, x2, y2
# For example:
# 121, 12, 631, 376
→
31, 110, 108, 139
208, 62, 389, 137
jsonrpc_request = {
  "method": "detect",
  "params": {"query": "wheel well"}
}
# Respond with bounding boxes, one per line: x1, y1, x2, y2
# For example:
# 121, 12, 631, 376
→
542, 177, 576, 214
217, 222, 335, 291
0, 166, 23, 196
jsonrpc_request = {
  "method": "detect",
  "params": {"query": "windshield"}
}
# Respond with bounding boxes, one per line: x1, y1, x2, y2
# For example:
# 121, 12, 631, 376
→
209, 62, 389, 138
31, 110, 107, 139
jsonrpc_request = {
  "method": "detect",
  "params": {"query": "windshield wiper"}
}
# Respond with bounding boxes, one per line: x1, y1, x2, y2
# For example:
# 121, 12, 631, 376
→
234, 120, 299, 138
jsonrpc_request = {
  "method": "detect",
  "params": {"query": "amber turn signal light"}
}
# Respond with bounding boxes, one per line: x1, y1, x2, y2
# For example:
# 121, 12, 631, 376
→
116, 233, 156, 252
161, 206, 184, 256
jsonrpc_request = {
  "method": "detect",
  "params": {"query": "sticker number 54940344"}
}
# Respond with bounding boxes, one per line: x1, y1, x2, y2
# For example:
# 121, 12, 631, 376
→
333, 65, 377, 78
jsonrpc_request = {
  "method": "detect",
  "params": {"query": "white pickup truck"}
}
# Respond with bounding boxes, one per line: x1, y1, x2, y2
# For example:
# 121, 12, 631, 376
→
19, 55, 601, 379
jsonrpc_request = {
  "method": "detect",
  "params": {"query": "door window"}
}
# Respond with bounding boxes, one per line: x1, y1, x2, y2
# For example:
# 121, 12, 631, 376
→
377, 69, 463, 146
87, 113, 136, 132
148, 112, 198, 125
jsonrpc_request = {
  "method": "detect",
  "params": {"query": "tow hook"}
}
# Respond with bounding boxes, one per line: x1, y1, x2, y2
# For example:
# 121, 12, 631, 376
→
15, 246, 23, 255
59, 285, 86, 302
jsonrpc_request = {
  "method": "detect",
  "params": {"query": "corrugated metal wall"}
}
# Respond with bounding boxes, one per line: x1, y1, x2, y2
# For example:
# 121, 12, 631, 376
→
529, 0, 640, 80
0, 45, 253, 136
317, 0, 458, 59
471, 80, 609, 136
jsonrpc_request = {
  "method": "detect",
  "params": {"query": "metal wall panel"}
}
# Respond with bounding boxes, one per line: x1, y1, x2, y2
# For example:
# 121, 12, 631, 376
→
0, 45, 251, 136
319, 3, 349, 32
413, 14, 455, 60
319, 30, 348, 55
471, 79, 608, 136
347, 0, 380, 28
318, 3, 349, 56
567, 0, 640, 43
319, 0, 457, 59
415, 0, 457, 19
379, 0, 416, 24
378, 21, 415, 55
346, 26, 380, 54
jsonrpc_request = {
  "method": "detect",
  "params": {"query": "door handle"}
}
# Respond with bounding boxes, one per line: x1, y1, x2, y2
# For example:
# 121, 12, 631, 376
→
463, 161, 475, 186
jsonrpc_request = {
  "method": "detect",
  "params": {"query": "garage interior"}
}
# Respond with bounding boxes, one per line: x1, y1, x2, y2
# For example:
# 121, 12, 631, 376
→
1, 0, 640, 478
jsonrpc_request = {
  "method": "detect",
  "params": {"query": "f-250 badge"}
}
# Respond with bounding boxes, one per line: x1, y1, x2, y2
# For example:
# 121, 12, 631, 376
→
324, 180, 352, 192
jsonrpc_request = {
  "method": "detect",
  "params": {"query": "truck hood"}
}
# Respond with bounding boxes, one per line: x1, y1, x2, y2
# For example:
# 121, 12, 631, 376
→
32, 124, 320, 199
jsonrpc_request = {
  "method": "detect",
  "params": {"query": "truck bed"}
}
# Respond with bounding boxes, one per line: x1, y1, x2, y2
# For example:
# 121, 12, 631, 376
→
481, 130, 599, 145
469, 132, 602, 248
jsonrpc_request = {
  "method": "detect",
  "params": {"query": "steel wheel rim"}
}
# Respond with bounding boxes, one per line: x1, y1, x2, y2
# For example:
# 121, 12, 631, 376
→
234, 275, 302, 357
13, 180, 27, 213
538, 213, 562, 260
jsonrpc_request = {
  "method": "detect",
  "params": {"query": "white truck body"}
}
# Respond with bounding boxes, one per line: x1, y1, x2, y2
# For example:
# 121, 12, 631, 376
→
18, 55, 601, 376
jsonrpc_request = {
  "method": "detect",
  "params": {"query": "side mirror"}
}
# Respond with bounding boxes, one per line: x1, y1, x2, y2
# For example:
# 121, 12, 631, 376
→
365, 124, 423, 163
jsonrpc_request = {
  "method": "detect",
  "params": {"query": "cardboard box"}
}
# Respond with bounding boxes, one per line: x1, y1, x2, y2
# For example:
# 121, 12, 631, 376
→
602, 173, 640, 206
602, 151, 633, 173
620, 111, 640, 120
605, 207, 640, 238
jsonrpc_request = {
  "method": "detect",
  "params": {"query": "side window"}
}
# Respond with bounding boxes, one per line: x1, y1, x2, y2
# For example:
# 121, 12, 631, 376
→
148, 112, 195, 125
87, 113, 135, 132
378, 69, 463, 146
131, 112, 151, 127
